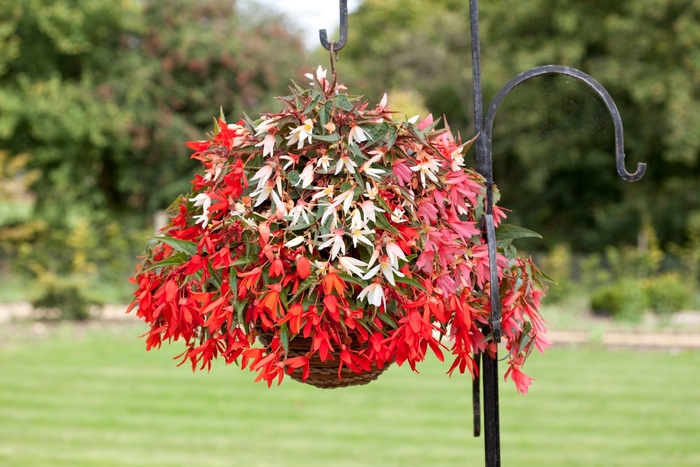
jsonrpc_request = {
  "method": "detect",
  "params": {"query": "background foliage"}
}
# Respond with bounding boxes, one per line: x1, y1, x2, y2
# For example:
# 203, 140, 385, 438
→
0, 0, 305, 218
340, 0, 700, 254
1, 0, 700, 311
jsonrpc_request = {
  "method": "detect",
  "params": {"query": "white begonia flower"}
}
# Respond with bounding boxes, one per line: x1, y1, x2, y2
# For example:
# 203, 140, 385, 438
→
348, 125, 368, 146
385, 242, 407, 268
255, 134, 276, 158
189, 193, 212, 227
319, 202, 339, 229
363, 257, 404, 286
189, 192, 212, 211
270, 188, 287, 215
287, 201, 314, 226
305, 65, 327, 85
334, 152, 358, 175
350, 225, 375, 249
297, 163, 315, 189
364, 182, 379, 200
250, 184, 273, 207
450, 143, 467, 171
203, 165, 223, 182
249, 164, 274, 190
350, 209, 365, 231
378, 93, 388, 110
330, 187, 355, 214
317, 153, 332, 171
284, 236, 305, 249
286, 119, 314, 150
231, 202, 246, 216
359, 199, 384, 224
255, 118, 279, 136
410, 156, 441, 188
279, 154, 298, 171
311, 184, 335, 201
337, 256, 368, 277
358, 283, 385, 307
193, 212, 210, 227
391, 206, 408, 223
317, 229, 346, 260
359, 153, 385, 180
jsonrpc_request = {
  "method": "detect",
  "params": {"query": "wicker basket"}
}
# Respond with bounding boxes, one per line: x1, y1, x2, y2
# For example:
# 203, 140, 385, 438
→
256, 331, 391, 389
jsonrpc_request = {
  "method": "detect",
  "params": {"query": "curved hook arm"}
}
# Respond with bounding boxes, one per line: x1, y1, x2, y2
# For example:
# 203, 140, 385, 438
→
480, 65, 646, 183
320, 0, 349, 51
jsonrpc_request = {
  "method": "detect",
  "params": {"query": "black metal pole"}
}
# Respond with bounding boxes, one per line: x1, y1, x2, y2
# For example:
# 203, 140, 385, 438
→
469, 2, 502, 466
482, 352, 501, 466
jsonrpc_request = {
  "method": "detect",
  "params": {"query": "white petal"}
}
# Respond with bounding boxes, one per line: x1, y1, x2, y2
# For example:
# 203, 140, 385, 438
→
284, 236, 305, 248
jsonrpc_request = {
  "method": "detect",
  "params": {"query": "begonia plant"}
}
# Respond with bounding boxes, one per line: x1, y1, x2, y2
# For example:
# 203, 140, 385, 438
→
129, 66, 550, 393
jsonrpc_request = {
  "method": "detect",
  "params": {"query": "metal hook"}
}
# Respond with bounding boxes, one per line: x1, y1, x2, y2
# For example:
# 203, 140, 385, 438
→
320, 0, 349, 51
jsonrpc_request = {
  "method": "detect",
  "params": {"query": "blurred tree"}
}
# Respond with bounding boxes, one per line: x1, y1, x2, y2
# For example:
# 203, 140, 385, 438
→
0, 0, 306, 221
341, 0, 700, 251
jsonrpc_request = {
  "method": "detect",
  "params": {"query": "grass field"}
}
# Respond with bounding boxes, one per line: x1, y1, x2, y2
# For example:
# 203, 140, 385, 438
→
1, 323, 699, 467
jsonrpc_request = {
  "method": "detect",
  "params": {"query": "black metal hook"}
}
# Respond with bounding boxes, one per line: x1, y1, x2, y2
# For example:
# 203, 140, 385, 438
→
481, 65, 646, 184
320, 0, 349, 51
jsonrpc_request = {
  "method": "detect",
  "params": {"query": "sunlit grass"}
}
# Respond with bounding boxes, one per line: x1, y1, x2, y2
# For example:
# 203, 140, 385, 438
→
0, 323, 699, 466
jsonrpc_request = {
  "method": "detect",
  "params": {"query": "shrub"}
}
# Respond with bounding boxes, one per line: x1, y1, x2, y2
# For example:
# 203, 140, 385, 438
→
590, 278, 646, 321
642, 273, 692, 316
31, 274, 102, 321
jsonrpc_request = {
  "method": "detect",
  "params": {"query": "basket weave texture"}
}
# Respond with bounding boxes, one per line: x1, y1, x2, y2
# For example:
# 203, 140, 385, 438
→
257, 332, 391, 389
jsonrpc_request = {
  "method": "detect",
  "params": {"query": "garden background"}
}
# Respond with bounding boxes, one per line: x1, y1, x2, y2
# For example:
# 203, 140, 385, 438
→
1, 0, 699, 465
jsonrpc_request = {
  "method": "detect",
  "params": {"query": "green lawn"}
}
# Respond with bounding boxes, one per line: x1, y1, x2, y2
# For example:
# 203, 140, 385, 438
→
1, 323, 699, 467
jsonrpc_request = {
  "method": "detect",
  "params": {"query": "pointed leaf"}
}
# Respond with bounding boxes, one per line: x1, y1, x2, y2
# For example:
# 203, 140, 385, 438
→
495, 224, 542, 241
153, 237, 198, 256
394, 275, 427, 293
144, 252, 188, 271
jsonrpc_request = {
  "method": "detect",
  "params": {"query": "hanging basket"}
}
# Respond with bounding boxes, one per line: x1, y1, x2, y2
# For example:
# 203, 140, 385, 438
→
129, 64, 549, 394
256, 331, 391, 389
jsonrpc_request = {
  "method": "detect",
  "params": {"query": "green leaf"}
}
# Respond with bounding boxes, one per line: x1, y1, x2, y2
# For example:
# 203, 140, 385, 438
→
335, 272, 366, 289
334, 94, 355, 111
496, 238, 513, 249
287, 170, 301, 186
230, 274, 238, 301
537, 268, 558, 285
279, 323, 290, 356
394, 275, 427, 293
365, 122, 389, 142
164, 195, 183, 216
386, 125, 398, 150
313, 133, 340, 142
208, 265, 222, 289
279, 288, 289, 308
351, 166, 366, 187
235, 299, 247, 326
347, 142, 369, 161
291, 80, 306, 94
241, 112, 257, 131
143, 252, 188, 271
289, 276, 317, 303
319, 101, 332, 127
287, 220, 314, 232
153, 236, 198, 256
495, 224, 542, 241
377, 312, 399, 329
303, 91, 323, 115
374, 212, 401, 236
